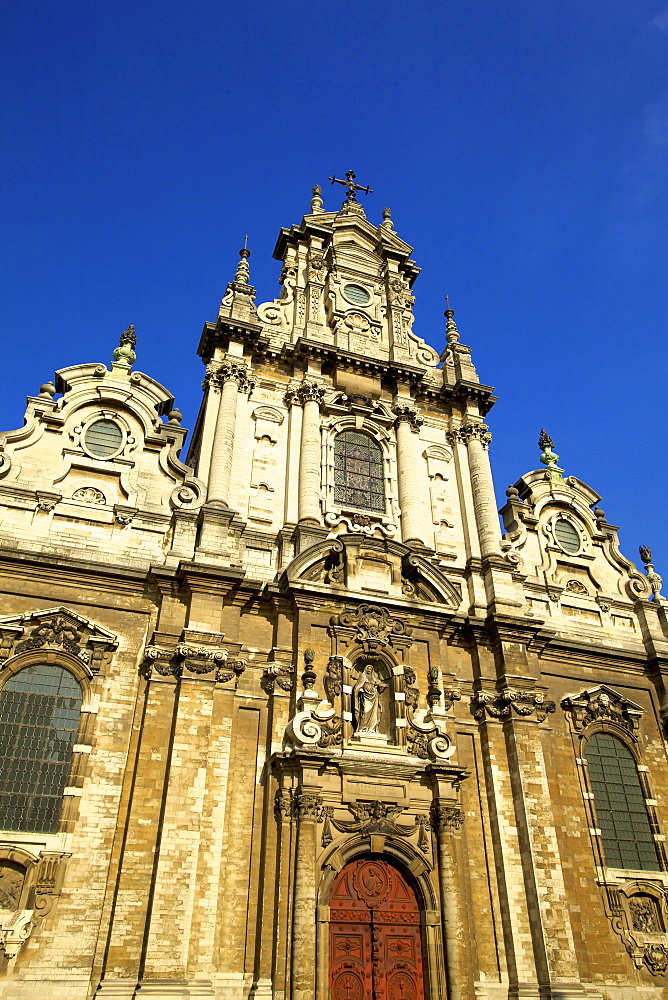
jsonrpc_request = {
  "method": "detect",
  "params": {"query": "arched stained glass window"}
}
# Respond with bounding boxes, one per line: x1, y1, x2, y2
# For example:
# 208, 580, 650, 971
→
586, 732, 660, 871
334, 431, 385, 512
0, 664, 82, 833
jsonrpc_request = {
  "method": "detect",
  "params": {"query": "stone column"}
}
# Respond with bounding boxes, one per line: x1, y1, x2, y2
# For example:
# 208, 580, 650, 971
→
287, 383, 325, 525
393, 403, 424, 544
206, 363, 254, 505
431, 801, 467, 1000
457, 422, 501, 558
291, 790, 321, 1000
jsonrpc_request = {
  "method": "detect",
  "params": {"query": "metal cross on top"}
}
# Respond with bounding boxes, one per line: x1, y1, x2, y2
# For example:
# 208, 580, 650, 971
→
328, 170, 373, 202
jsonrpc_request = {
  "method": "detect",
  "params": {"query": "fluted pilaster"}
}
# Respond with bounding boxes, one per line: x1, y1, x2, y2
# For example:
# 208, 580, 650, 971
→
393, 403, 424, 544
286, 383, 325, 525
450, 422, 500, 558
206, 364, 254, 505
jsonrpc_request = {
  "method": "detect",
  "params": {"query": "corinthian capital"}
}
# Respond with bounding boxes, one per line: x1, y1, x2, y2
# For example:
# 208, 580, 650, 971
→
285, 382, 326, 408
448, 422, 492, 449
393, 403, 423, 430
293, 791, 322, 821
204, 363, 255, 396
430, 802, 464, 834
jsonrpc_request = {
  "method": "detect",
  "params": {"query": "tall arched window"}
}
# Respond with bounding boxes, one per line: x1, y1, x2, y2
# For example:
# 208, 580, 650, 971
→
586, 732, 659, 871
334, 431, 385, 512
0, 664, 82, 833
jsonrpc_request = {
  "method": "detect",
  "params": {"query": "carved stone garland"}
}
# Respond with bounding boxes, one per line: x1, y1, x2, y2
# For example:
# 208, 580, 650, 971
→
471, 689, 556, 723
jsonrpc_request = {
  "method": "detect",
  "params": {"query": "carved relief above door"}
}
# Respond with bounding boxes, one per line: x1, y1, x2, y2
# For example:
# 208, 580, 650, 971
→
329, 856, 426, 1000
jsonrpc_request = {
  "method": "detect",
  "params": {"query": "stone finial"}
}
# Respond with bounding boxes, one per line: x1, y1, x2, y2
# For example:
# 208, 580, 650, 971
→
112, 324, 137, 372
538, 428, 564, 480
444, 296, 460, 345
302, 648, 317, 691
639, 546, 664, 603
381, 206, 395, 231
234, 237, 251, 285
219, 237, 257, 321
310, 184, 324, 214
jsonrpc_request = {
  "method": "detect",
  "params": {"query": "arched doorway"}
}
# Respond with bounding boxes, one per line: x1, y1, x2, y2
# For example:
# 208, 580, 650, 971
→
329, 855, 426, 1000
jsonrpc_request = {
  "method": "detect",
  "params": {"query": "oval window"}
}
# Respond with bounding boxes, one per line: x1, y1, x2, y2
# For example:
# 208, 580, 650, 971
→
554, 518, 580, 554
84, 419, 123, 458
343, 283, 371, 306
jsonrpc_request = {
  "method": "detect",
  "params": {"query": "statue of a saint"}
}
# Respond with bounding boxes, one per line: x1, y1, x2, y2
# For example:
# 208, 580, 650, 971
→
353, 664, 387, 734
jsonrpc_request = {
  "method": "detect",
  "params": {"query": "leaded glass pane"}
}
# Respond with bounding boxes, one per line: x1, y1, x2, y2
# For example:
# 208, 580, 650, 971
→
0, 664, 82, 833
586, 732, 659, 871
554, 518, 580, 553
84, 419, 123, 458
334, 432, 385, 513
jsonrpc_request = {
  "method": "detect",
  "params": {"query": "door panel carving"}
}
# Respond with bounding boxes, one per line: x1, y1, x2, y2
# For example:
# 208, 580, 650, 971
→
330, 856, 425, 1000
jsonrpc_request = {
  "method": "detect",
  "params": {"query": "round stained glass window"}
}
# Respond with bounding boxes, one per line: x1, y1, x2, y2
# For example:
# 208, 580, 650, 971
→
343, 283, 371, 306
84, 419, 123, 458
554, 518, 580, 554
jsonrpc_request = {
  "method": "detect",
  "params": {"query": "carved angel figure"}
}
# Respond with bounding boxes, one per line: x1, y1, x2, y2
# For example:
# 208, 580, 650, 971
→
353, 664, 387, 735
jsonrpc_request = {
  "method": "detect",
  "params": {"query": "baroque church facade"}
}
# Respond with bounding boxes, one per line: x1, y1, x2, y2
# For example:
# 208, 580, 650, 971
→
0, 178, 667, 1000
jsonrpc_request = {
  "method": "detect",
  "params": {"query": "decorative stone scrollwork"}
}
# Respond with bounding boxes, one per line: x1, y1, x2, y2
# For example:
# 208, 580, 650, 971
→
141, 643, 244, 684
471, 689, 556, 723
430, 802, 464, 834
330, 801, 424, 838
262, 662, 295, 693
443, 688, 462, 713
284, 382, 326, 408
16, 616, 83, 657
323, 511, 396, 538
169, 480, 205, 512
0, 851, 69, 960
644, 944, 668, 974
285, 704, 343, 750
605, 884, 668, 975
332, 604, 412, 651
35, 493, 60, 512
0, 607, 117, 674
561, 685, 643, 735
406, 719, 456, 762
336, 312, 373, 337
630, 896, 662, 932
0, 910, 34, 960
72, 487, 106, 504
317, 715, 344, 748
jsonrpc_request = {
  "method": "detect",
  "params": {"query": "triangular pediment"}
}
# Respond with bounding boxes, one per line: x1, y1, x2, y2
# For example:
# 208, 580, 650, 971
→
0, 607, 118, 673
561, 684, 643, 735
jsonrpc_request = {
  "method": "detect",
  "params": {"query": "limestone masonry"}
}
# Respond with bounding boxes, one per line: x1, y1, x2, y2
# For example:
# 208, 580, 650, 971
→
0, 180, 666, 1000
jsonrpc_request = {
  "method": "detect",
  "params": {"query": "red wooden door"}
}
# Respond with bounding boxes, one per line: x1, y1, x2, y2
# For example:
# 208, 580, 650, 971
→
329, 857, 425, 1000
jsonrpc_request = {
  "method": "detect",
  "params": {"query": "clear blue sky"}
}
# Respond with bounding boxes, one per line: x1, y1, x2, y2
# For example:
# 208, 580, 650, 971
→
2, 1, 667, 576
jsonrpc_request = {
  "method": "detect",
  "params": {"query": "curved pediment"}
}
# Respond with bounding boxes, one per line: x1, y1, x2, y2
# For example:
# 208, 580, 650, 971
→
282, 535, 463, 609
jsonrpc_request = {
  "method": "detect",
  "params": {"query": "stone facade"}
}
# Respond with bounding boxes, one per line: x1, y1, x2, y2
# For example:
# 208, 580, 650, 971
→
0, 186, 666, 1000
